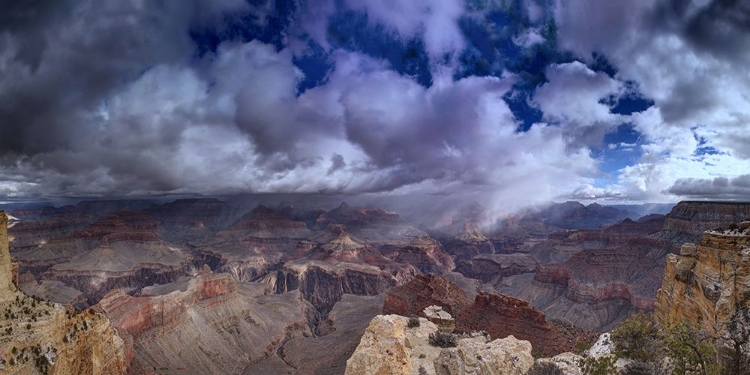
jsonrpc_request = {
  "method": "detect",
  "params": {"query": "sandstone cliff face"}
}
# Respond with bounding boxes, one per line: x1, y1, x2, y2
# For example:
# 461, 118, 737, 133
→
655, 224, 750, 336
0, 212, 127, 375
345, 315, 534, 375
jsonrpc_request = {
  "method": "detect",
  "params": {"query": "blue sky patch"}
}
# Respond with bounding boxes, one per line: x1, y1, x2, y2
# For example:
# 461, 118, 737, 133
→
593, 123, 643, 177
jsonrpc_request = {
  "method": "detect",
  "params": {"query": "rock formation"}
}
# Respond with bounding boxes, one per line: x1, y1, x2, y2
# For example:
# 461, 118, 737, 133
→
423, 305, 455, 332
655, 222, 750, 336
0, 211, 127, 374
383, 274, 593, 357
344, 314, 534, 375
383, 274, 473, 318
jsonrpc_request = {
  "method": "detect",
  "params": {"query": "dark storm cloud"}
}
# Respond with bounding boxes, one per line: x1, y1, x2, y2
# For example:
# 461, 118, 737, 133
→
0, 1, 194, 155
649, 0, 750, 61
667, 175, 750, 199
0, 0, 74, 71
0, 0, 250, 157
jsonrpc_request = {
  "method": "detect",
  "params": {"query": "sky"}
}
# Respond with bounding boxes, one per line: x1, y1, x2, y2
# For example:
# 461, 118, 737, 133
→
0, 0, 749, 213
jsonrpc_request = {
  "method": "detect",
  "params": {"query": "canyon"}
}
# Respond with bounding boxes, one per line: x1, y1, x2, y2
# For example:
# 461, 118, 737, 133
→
2, 196, 749, 373
496, 202, 750, 331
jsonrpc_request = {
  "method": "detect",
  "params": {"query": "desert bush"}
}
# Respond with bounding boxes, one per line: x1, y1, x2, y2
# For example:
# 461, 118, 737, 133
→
663, 322, 717, 375
622, 360, 669, 375
428, 331, 457, 348
579, 355, 618, 375
407, 316, 420, 328
527, 361, 564, 375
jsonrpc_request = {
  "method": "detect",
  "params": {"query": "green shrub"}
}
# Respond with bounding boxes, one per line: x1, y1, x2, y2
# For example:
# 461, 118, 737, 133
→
611, 312, 663, 363
428, 331, 457, 348
407, 316, 420, 328
528, 361, 564, 375
579, 355, 618, 375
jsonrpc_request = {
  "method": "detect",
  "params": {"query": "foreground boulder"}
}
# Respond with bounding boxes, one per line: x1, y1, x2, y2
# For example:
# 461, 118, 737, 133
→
345, 314, 534, 375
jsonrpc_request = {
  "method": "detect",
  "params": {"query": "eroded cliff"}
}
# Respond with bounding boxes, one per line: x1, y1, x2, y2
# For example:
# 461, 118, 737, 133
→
655, 222, 750, 335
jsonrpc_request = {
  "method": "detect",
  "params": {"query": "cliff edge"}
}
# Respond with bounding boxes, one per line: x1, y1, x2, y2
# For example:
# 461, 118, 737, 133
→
655, 221, 750, 335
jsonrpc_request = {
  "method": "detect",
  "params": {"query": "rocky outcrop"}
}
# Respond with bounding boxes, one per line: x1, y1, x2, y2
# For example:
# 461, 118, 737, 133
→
345, 315, 534, 375
423, 305, 455, 332
655, 223, 750, 336
534, 352, 584, 375
433, 334, 534, 375
383, 274, 592, 357
456, 292, 588, 356
0, 211, 127, 374
383, 274, 473, 318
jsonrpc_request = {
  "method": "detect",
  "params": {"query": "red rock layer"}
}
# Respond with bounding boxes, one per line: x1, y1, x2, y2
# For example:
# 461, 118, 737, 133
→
382, 274, 472, 317
382, 274, 589, 356
456, 293, 580, 356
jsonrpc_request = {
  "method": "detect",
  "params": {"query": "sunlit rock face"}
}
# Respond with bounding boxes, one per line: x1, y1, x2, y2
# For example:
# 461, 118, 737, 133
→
655, 223, 750, 336
0, 212, 127, 375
